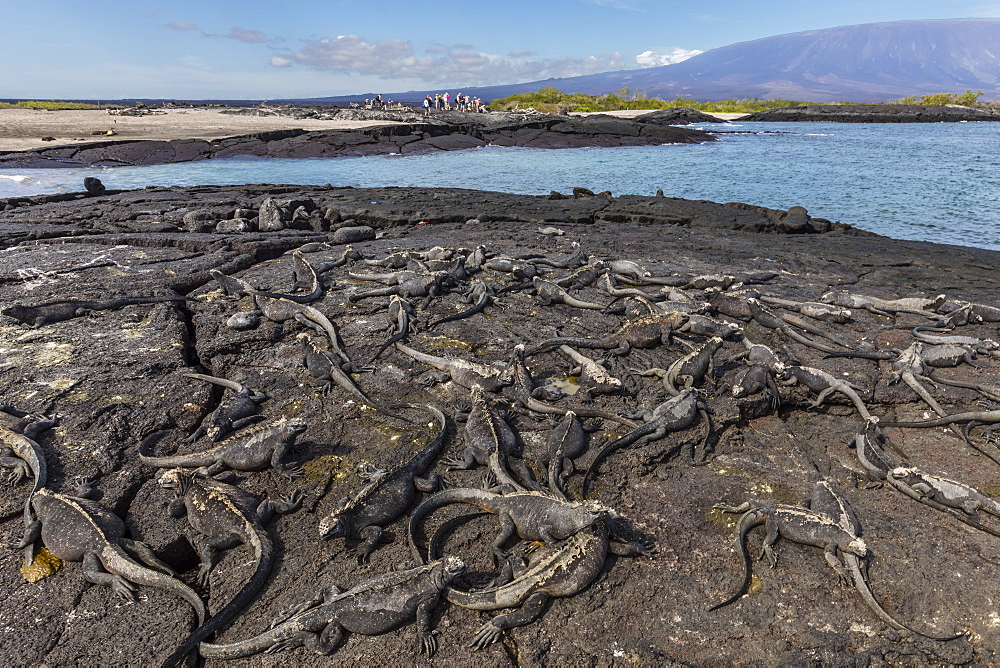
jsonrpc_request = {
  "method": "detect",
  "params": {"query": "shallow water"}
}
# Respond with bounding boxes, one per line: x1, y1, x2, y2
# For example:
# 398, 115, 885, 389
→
2, 121, 998, 249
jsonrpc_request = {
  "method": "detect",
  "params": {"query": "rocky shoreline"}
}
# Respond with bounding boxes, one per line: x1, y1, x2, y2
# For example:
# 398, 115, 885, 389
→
0, 110, 713, 169
2, 184, 1000, 665
743, 103, 1000, 123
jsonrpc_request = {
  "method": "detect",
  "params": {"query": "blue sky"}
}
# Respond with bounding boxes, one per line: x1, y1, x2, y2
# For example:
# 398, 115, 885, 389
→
3, 1, 999, 100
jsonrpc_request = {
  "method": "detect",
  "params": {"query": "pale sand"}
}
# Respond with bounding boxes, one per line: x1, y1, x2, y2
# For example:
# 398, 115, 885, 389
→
0, 107, 401, 153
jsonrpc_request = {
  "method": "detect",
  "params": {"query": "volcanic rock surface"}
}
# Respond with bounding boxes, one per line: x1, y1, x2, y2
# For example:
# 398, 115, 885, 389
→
0, 110, 713, 169
2, 184, 1000, 666
742, 104, 1000, 123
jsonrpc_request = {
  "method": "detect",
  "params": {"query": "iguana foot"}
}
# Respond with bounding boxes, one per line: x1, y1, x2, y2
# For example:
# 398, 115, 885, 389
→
419, 630, 438, 656
469, 621, 503, 650
280, 466, 305, 480
266, 632, 307, 654
111, 575, 137, 601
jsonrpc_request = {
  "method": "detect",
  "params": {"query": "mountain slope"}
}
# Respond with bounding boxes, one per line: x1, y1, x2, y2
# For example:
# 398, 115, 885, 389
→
290, 19, 1000, 104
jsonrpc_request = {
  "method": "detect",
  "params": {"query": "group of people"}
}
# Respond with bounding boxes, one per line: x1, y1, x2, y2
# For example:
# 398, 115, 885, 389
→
421, 92, 487, 114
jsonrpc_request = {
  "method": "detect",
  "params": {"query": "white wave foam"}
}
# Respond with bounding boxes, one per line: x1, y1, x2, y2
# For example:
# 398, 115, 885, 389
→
0, 174, 29, 183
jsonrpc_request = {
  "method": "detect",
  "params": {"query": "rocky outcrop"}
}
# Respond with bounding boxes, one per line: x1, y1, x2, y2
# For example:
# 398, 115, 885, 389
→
634, 108, 726, 125
743, 103, 1000, 123
4, 184, 1000, 666
0, 109, 714, 169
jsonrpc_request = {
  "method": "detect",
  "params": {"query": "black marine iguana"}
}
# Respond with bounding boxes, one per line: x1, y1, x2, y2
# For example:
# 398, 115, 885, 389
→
159, 469, 302, 667
368, 295, 417, 363
408, 487, 608, 566
395, 341, 512, 393
183, 372, 267, 442
318, 404, 447, 563
0, 408, 57, 565
197, 557, 466, 659
140, 416, 307, 478
709, 497, 962, 640
526, 312, 689, 356
584, 388, 709, 493
429, 520, 652, 649
11, 481, 206, 630
637, 336, 724, 396
2, 295, 195, 327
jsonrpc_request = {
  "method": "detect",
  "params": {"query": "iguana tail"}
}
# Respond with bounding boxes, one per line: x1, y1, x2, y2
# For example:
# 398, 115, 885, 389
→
162, 530, 273, 667
100, 545, 206, 625
183, 372, 245, 393
708, 508, 765, 611
408, 488, 499, 563
198, 622, 301, 660
582, 422, 658, 496
844, 553, 964, 641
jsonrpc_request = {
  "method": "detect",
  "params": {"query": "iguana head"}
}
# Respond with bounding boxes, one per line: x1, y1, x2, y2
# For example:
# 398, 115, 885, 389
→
435, 555, 466, 584
319, 500, 353, 539
158, 467, 194, 495
888, 467, 917, 483
846, 537, 869, 558
1, 305, 28, 322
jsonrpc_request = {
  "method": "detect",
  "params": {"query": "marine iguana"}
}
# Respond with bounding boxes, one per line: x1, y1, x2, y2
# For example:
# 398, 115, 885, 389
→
140, 416, 307, 478
746, 298, 853, 354
911, 326, 1000, 356
197, 557, 466, 659
159, 469, 302, 667
758, 296, 852, 323
820, 291, 946, 318
530, 276, 607, 310
252, 292, 357, 368
531, 242, 588, 270
349, 272, 452, 308
394, 341, 512, 393
0, 409, 56, 565
408, 487, 607, 566
885, 343, 948, 417
888, 467, 1000, 525
637, 336, 724, 396
183, 373, 267, 443
526, 312, 689, 356
774, 363, 874, 420
504, 344, 637, 429
584, 388, 708, 492
318, 404, 447, 563
541, 411, 588, 501
709, 499, 962, 640
554, 260, 608, 289
444, 386, 525, 490
729, 364, 781, 410
557, 344, 623, 398
428, 520, 652, 649
11, 481, 206, 629
368, 295, 417, 363
2, 295, 195, 327
426, 278, 496, 328
298, 333, 399, 417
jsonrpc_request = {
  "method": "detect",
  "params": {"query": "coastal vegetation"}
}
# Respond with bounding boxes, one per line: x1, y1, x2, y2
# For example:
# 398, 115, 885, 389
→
0, 100, 107, 110
490, 87, 997, 114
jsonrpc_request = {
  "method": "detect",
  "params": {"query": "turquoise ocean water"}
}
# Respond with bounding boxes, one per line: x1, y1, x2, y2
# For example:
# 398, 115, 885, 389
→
1, 121, 998, 249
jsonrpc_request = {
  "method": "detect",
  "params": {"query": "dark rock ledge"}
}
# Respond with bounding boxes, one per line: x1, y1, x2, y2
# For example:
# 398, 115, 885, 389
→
0, 111, 713, 169
1, 184, 999, 666
744, 103, 1000, 123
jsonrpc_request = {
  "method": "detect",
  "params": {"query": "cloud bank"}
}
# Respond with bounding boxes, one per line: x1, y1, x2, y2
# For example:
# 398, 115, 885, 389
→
635, 48, 703, 67
270, 35, 626, 84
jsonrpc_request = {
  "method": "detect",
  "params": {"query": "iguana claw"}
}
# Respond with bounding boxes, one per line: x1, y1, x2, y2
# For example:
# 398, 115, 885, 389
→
469, 621, 503, 650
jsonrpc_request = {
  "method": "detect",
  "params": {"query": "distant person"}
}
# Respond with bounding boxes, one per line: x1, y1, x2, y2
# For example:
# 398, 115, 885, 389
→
423, 95, 432, 115
375, 94, 384, 110
443, 92, 450, 110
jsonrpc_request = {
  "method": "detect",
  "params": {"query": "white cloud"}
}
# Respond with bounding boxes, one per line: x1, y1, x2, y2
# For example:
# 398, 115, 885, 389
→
229, 27, 268, 44
166, 21, 199, 31
635, 48, 703, 67
272, 35, 626, 84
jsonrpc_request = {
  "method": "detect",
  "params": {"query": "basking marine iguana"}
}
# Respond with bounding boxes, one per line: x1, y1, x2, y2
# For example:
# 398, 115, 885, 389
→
2, 295, 195, 327
0, 408, 57, 565
709, 495, 962, 641
318, 404, 447, 563
444, 386, 526, 491
394, 341, 512, 393
183, 372, 267, 443
417, 512, 653, 649
427, 278, 496, 329
158, 469, 302, 668
197, 557, 466, 659
637, 336, 724, 396
584, 388, 709, 493
140, 416, 307, 478
526, 312, 689, 356
368, 295, 417, 363
11, 481, 206, 631
774, 363, 874, 421
408, 487, 610, 566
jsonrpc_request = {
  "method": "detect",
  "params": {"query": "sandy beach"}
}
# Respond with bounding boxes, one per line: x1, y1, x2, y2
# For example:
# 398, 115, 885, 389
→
0, 107, 401, 152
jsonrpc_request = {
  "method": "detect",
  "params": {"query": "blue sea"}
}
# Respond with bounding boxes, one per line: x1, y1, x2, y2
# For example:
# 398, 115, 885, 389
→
2, 121, 998, 250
